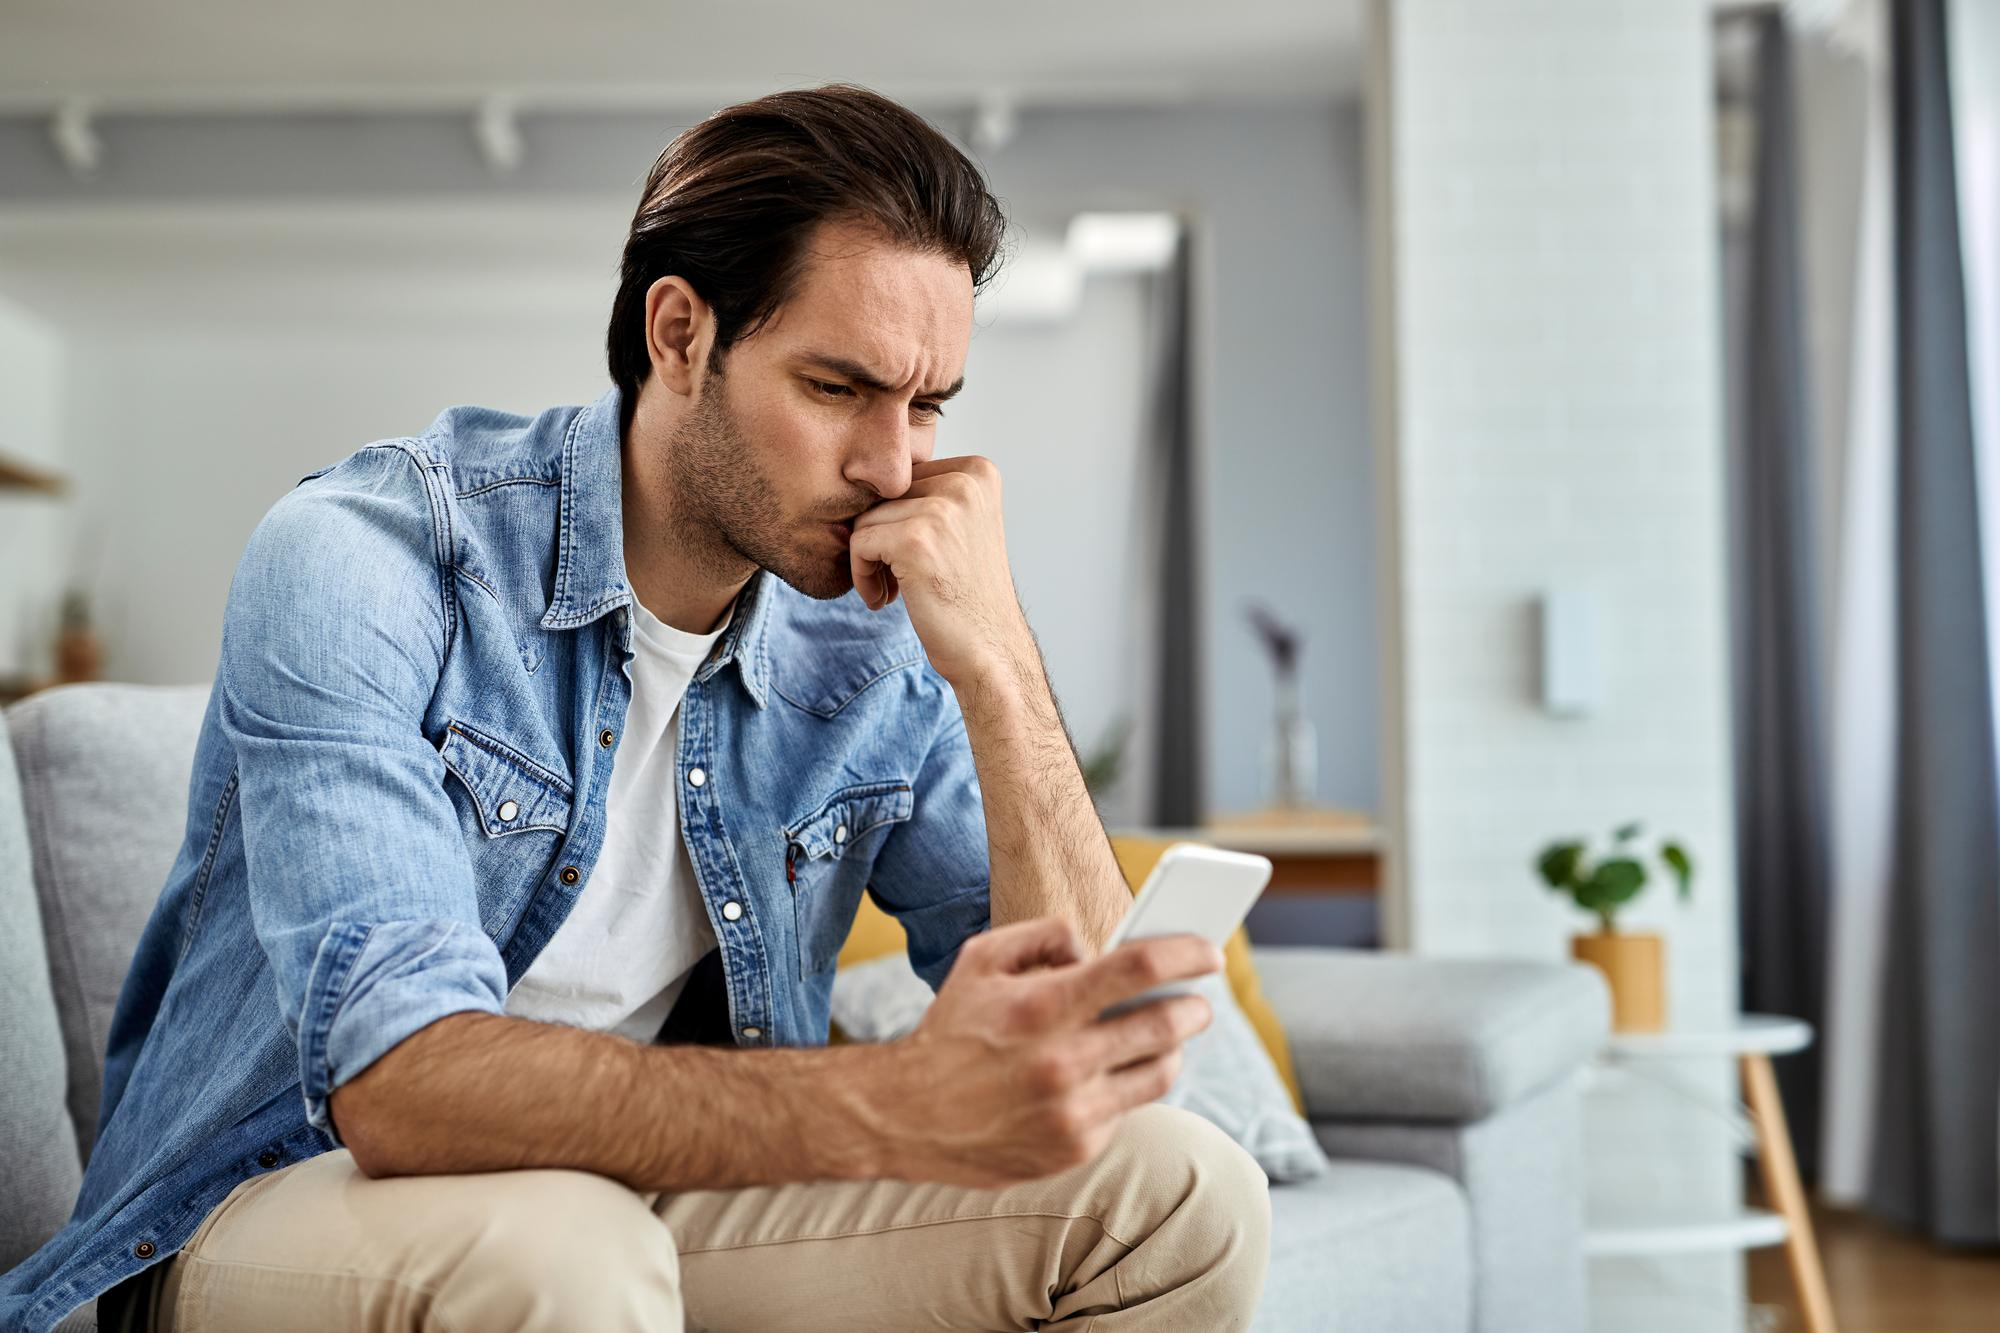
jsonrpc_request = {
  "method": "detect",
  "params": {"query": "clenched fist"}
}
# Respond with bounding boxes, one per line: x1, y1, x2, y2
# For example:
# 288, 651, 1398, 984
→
848, 455, 1034, 688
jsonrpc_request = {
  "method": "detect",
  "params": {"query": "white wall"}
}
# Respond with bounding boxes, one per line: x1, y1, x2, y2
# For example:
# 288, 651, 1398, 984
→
1372, 0, 1742, 1326
0, 295, 66, 679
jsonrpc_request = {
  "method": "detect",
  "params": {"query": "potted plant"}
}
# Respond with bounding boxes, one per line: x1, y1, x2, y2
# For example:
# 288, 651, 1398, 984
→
1534, 822, 1692, 1032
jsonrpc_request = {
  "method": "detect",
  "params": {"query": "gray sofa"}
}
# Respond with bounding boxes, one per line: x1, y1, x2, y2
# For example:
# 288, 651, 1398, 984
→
0, 683, 1610, 1332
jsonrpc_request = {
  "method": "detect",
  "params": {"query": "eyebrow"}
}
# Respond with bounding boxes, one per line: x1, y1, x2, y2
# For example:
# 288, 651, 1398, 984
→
799, 353, 965, 402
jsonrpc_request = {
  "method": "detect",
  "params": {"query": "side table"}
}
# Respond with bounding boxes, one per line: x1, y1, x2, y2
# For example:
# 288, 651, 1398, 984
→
1584, 1015, 1838, 1333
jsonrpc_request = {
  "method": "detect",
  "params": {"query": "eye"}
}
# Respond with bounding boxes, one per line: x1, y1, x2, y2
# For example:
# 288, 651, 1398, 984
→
912, 401, 946, 423
806, 378, 856, 400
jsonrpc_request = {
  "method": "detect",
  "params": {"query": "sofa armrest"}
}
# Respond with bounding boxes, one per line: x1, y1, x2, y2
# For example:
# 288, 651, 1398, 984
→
1254, 946, 1610, 1123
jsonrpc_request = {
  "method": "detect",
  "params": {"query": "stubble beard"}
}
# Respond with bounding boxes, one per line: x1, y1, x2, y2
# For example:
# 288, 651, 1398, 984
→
663, 368, 859, 602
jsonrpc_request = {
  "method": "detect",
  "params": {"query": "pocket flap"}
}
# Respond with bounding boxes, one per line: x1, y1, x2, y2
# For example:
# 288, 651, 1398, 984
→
439, 722, 573, 836
785, 781, 914, 860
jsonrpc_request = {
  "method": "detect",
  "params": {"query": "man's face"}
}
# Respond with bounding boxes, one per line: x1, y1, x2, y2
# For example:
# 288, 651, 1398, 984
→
663, 220, 975, 601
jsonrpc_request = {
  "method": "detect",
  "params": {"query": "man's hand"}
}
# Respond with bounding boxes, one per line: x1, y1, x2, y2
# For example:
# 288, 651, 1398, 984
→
853, 916, 1224, 1188
848, 455, 1032, 687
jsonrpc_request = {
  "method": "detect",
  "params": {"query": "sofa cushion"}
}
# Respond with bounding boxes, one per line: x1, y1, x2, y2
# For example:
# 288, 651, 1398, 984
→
1254, 1160, 1472, 1333
0, 705, 83, 1272
8, 684, 211, 1158
1256, 946, 1609, 1122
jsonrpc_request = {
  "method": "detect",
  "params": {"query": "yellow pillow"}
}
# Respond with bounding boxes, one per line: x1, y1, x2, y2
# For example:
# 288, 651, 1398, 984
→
835, 837, 1305, 1115
837, 893, 911, 968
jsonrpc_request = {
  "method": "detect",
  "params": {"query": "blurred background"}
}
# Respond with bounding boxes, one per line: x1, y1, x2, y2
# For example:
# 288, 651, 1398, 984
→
2, 0, 1996, 1328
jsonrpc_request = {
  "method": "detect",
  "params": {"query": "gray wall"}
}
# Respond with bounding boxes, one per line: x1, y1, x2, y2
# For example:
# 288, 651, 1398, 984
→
979, 106, 1377, 820
0, 100, 1374, 819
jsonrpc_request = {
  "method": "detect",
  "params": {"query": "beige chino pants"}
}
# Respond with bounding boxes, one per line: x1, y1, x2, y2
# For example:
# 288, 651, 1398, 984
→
104, 1104, 1271, 1331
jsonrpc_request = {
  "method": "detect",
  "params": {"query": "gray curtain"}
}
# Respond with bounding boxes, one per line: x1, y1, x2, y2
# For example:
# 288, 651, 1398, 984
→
1870, 0, 2000, 1245
1148, 228, 1203, 826
1733, 10, 1834, 1182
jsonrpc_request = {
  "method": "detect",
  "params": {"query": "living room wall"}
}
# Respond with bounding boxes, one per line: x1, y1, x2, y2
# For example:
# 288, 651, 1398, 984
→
0, 100, 1374, 822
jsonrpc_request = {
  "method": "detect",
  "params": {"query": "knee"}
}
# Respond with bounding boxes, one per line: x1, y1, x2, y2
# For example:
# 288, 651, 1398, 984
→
444, 1168, 682, 1329
1111, 1104, 1272, 1267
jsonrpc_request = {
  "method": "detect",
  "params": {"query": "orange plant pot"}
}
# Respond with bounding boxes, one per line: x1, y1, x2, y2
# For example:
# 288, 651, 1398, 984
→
1570, 930, 1666, 1033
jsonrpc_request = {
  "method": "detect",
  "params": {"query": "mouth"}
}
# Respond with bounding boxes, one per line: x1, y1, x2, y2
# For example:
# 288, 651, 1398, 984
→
825, 519, 853, 543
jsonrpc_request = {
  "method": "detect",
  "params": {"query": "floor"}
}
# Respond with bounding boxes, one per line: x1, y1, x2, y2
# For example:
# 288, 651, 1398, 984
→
1747, 1199, 2000, 1333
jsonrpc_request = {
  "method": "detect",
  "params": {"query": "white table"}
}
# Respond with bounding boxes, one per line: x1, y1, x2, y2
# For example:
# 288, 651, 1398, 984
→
1584, 1015, 1837, 1333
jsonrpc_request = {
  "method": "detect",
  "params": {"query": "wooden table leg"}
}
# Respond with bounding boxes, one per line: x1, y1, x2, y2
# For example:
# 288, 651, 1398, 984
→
1741, 1052, 1839, 1333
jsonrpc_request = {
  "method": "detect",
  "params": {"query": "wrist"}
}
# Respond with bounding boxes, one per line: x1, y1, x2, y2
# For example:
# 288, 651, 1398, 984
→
947, 636, 1046, 715
813, 1042, 907, 1182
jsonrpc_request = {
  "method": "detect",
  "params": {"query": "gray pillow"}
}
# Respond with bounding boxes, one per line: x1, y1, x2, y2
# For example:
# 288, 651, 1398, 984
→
829, 953, 1330, 1183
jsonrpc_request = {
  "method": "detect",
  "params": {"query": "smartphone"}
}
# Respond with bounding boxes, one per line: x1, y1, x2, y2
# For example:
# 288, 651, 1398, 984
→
1098, 843, 1273, 1019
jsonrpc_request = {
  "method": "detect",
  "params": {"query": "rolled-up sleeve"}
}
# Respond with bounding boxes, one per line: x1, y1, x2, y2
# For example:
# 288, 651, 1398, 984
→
217, 445, 506, 1143
866, 678, 992, 992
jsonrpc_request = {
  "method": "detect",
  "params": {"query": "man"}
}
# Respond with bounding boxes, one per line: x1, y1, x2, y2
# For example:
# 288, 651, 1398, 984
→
0, 85, 1270, 1332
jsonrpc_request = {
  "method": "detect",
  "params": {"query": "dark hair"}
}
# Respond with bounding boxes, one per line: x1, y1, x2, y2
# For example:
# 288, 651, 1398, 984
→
606, 84, 1009, 428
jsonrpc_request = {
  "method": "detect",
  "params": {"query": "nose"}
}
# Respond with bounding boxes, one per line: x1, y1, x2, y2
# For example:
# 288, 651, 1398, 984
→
841, 409, 916, 501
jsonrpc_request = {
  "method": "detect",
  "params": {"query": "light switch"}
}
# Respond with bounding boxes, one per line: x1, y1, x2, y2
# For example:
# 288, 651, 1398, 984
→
1540, 588, 1600, 716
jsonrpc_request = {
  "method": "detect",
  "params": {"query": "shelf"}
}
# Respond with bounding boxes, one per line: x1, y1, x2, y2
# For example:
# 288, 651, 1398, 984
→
1584, 1207, 1789, 1258
1604, 1015, 1814, 1060
0, 452, 68, 495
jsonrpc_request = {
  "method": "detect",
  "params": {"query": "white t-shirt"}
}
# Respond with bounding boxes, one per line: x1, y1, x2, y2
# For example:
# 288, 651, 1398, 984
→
504, 593, 732, 1041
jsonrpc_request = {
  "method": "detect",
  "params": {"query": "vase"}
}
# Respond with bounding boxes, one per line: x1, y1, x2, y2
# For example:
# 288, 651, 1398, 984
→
1570, 930, 1665, 1032
1264, 675, 1317, 811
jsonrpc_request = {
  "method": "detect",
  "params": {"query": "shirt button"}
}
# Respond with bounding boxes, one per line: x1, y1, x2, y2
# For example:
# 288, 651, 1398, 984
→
599, 728, 616, 748
133, 1241, 155, 1259
721, 900, 743, 922
496, 799, 519, 822
834, 824, 848, 844
257, 1150, 280, 1169
687, 767, 706, 788
560, 866, 581, 886
741, 1025, 762, 1039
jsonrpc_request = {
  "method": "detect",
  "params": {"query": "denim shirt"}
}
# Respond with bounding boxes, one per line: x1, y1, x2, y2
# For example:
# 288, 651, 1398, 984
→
0, 385, 991, 1332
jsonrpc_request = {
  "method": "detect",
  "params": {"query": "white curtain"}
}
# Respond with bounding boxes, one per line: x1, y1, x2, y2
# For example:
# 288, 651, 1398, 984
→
1813, 0, 1898, 1207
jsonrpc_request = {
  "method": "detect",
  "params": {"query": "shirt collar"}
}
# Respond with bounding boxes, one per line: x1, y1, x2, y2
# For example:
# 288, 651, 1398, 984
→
540, 384, 775, 708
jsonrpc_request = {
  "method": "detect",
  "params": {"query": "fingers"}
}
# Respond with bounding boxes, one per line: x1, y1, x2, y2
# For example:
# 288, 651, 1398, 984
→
959, 916, 1087, 977
909, 455, 1001, 488
849, 495, 930, 528
848, 516, 920, 610
1074, 992, 1212, 1074
1099, 1047, 1187, 1113
1057, 935, 1225, 1020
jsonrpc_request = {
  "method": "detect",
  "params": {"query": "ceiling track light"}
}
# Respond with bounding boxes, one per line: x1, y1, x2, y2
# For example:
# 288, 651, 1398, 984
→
474, 95, 524, 175
970, 91, 1017, 155
51, 100, 102, 178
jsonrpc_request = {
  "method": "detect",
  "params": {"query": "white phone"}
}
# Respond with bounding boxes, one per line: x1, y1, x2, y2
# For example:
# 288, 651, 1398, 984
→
1099, 843, 1273, 1019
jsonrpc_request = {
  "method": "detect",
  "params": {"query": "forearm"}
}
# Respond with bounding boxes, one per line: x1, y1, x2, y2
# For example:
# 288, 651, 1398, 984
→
952, 637, 1132, 956
329, 1011, 896, 1190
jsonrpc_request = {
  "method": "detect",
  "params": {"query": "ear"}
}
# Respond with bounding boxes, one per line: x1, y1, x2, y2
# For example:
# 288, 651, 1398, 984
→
643, 276, 714, 397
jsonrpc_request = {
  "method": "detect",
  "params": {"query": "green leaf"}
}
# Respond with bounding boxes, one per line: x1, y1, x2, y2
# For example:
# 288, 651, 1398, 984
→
1536, 841, 1585, 890
1661, 841, 1694, 901
1590, 857, 1647, 905
1614, 821, 1643, 842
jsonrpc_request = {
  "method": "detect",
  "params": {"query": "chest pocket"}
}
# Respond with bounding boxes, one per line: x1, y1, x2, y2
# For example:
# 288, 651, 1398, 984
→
439, 721, 574, 935
440, 722, 572, 835
783, 780, 913, 976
